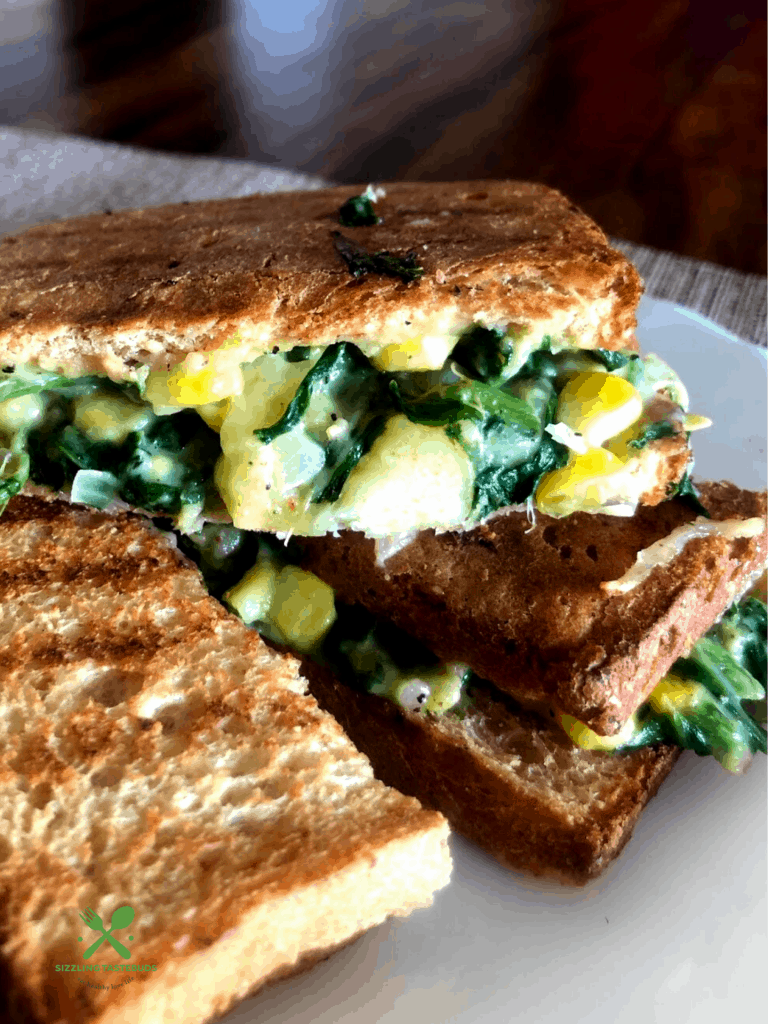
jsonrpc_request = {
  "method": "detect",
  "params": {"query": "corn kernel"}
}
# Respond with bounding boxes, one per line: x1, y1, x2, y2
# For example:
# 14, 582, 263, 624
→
557, 371, 642, 448
535, 447, 625, 517
0, 392, 46, 439
145, 358, 245, 409
224, 554, 281, 625
271, 566, 337, 652
648, 675, 703, 715
168, 362, 244, 406
421, 662, 467, 713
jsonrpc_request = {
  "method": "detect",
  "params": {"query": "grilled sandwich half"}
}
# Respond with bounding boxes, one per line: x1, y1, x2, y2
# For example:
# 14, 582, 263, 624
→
0, 493, 451, 1024
0, 182, 699, 542
191, 481, 767, 883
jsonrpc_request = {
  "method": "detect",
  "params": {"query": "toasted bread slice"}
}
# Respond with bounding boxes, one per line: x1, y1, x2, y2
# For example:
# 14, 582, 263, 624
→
300, 482, 767, 735
0, 494, 451, 1024
300, 662, 680, 885
0, 181, 640, 378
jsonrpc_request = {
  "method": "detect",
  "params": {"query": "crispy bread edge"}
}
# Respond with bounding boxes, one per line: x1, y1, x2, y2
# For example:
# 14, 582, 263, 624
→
300, 662, 681, 886
0, 181, 641, 377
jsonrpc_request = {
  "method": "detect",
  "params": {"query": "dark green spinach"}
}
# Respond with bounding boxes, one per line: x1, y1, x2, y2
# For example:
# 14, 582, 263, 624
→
253, 343, 378, 445
332, 232, 424, 283
471, 433, 568, 520
627, 420, 678, 449
622, 599, 767, 768
312, 414, 389, 504
338, 194, 381, 227
590, 349, 635, 372
450, 325, 513, 382
668, 470, 711, 518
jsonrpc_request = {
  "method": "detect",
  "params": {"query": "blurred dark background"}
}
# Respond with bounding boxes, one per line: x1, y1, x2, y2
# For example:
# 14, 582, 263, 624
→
1, 0, 765, 273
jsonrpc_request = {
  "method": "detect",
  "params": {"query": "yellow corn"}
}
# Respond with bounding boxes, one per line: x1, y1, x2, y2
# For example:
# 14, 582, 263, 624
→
0, 392, 46, 439
682, 413, 712, 432
648, 675, 703, 716
535, 447, 625, 516
168, 361, 244, 406
557, 371, 642, 448
224, 554, 281, 625
421, 662, 467, 713
145, 356, 245, 409
271, 566, 337, 653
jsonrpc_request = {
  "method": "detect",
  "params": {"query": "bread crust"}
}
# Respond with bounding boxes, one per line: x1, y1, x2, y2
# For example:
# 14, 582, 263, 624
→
300, 481, 767, 734
300, 661, 681, 885
0, 181, 641, 377
0, 493, 451, 1024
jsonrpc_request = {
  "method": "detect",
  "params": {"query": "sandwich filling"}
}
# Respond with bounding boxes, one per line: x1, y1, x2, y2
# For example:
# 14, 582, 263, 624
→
1, 334, 701, 536
179, 524, 767, 774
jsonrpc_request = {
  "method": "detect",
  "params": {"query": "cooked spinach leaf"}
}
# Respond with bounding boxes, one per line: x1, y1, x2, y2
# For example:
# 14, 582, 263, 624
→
715, 598, 767, 688
513, 348, 559, 382
0, 450, 29, 514
338, 194, 381, 227
254, 343, 377, 445
627, 420, 678, 449
332, 232, 424, 283
26, 405, 220, 522
450, 325, 512, 382
390, 378, 540, 433
285, 346, 313, 363
622, 599, 767, 769
590, 349, 635, 371
471, 432, 568, 521
389, 379, 479, 427
117, 413, 219, 515
0, 367, 103, 404
312, 414, 388, 504
668, 470, 711, 518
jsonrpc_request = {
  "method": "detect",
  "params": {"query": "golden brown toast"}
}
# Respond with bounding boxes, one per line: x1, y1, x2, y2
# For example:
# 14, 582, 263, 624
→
0, 181, 640, 377
299, 481, 767, 735
0, 493, 451, 1024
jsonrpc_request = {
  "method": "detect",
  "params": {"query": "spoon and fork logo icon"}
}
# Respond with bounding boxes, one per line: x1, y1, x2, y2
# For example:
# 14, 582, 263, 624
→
78, 906, 135, 960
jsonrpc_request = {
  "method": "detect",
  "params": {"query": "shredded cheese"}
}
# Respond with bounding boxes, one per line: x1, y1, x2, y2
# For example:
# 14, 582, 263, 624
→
602, 516, 765, 594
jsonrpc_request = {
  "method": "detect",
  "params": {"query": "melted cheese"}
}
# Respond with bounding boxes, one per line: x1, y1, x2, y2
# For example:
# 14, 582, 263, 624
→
602, 517, 766, 594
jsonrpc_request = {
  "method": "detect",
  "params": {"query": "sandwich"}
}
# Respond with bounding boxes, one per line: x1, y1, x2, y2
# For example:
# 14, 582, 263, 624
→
0, 181, 764, 888
0, 492, 451, 1024
0, 181, 701, 544
293, 480, 766, 881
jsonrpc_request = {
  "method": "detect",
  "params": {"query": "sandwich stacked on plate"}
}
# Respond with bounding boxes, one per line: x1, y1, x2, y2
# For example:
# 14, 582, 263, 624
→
0, 181, 765, 910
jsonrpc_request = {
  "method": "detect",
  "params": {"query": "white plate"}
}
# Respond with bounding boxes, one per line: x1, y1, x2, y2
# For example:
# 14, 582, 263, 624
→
228, 297, 767, 1024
